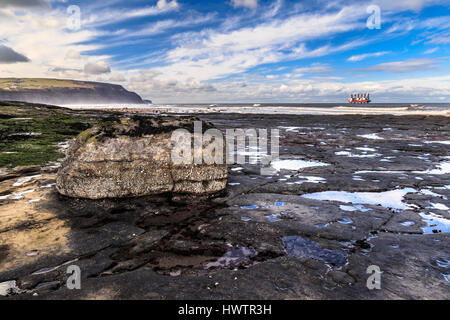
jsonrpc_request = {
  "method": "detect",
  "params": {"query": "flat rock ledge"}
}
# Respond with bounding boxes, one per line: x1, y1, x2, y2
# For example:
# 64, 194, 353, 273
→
56, 115, 227, 199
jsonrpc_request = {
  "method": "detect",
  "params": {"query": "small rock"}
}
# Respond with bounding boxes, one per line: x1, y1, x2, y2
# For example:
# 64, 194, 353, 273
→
328, 270, 355, 285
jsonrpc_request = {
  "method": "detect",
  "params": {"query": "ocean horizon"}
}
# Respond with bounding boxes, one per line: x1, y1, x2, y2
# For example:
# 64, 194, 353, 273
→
67, 102, 450, 116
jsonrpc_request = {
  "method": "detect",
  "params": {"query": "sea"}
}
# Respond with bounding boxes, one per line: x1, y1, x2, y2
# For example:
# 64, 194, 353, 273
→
66, 103, 450, 116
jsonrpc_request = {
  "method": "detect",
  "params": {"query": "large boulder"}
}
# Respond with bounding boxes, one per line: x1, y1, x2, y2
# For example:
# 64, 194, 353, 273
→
56, 115, 227, 199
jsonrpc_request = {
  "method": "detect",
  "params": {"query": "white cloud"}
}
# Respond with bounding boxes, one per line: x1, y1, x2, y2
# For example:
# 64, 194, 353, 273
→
347, 51, 390, 62
156, 0, 179, 10
356, 58, 440, 73
109, 73, 126, 82
0, 7, 111, 79
65, 49, 82, 60
429, 36, 450, 44
424, 47, 438, 54
1, 0, 448, 104
84, 61, 111, 75
83, 0, 179, 27
333, 0, 448, 13
113, 13, 216, 39
294, 63, 332, 75
128, 73, 450, 103
231, 0, 258, 10
154, 7, 365, 81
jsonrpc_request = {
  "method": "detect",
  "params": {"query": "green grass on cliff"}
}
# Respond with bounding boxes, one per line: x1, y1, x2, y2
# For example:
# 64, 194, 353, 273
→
0, 102, 96, 167
0, 78, 95, 90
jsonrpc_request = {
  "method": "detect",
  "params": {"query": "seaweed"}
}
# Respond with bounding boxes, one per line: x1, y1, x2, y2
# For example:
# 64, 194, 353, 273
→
0, 102, 96, 167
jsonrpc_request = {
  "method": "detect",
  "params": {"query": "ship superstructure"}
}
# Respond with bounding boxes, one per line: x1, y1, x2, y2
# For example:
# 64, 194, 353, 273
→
348, 93, 371, 104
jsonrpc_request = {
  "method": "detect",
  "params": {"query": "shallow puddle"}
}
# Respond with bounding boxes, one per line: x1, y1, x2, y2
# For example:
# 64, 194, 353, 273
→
339, 204, 372, 212
12, 175, 42, 187
282, 236, 347, 268
418, 212, 450, 234
301, 188, 416, 211
414, 161, 450, 175
240, 205, 258, 210
266, 214, 281, 222
315, 223, 329, 228
335, 151, 381, 158
204, 247, 256, 269
425, 141, 450, 145
358, 133, 383, 140
0, 189, 35, 200
0, 280, 19, 296
286, 176, 326, 185
428, 203, 449, 211
337, 218, 353, 225
271, 159, 329, 171
436, 258, 450, 268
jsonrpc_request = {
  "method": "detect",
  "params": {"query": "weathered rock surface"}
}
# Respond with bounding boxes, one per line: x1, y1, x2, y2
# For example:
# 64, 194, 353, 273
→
56, 116, 227, 199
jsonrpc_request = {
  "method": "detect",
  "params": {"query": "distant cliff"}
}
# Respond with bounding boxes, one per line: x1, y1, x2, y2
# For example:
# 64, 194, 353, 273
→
0, 78, 145, 105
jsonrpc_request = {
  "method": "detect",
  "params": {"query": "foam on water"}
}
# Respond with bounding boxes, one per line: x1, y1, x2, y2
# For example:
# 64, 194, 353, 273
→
72, 103, 450, 116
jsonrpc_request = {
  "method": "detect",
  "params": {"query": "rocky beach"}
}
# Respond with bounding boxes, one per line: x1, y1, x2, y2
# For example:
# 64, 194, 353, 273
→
0, 101, 449, 299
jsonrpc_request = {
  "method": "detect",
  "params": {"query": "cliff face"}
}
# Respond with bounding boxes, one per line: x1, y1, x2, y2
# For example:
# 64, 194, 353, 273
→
0, 78, 145, 105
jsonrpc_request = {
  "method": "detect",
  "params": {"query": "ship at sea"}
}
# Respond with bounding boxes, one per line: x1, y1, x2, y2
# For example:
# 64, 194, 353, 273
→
348, 93, 371, 104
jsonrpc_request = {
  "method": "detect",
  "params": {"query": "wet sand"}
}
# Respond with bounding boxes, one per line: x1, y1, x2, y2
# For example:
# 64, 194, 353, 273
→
1, 111, 449, 299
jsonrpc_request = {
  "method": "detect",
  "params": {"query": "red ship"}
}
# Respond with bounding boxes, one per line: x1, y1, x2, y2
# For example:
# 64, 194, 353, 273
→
348, 93, 371, 104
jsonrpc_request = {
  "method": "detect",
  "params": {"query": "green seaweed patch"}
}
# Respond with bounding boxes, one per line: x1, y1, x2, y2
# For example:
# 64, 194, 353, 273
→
77, 128, 98, 143
86, 135, 100, 144
0, 102, 96, 167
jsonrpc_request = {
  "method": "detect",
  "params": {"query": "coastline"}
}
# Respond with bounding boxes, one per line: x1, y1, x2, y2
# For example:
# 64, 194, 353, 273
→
67, 103, 450, 117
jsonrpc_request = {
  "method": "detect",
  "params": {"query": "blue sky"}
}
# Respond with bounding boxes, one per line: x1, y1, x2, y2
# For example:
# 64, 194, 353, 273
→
0, 0, 449, 103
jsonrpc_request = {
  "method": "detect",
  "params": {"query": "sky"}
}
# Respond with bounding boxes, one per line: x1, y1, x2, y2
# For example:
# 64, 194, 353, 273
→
0, 0, 449, 103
